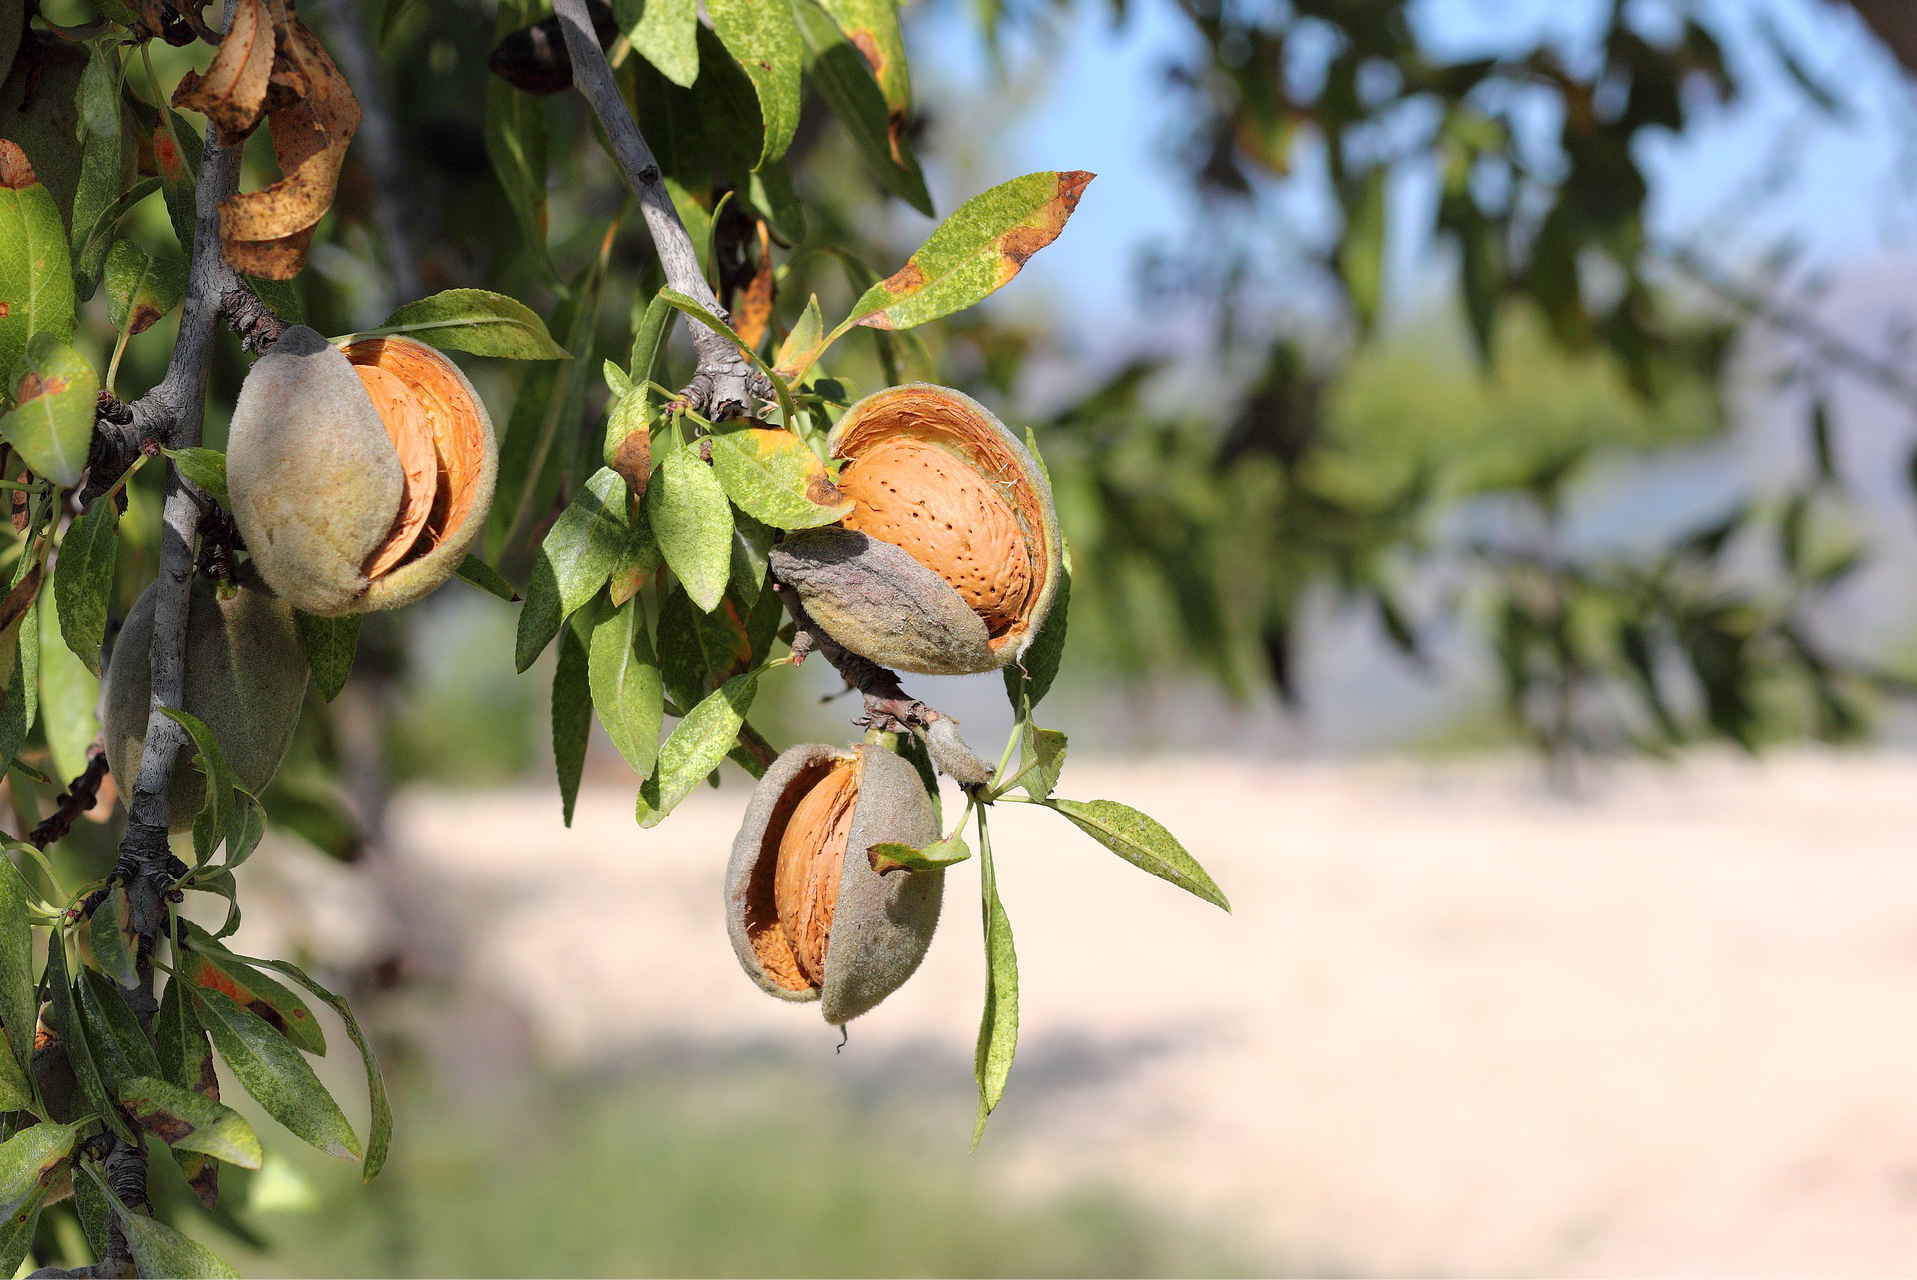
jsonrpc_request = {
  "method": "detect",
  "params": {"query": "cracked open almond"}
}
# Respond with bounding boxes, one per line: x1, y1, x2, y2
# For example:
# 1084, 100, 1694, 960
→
769, 384, 1061, 675
227, 326, 497, 615
725, 742, 942, 1024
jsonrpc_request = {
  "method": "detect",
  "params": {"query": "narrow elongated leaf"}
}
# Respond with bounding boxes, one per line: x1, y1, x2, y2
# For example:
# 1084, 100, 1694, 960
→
1003, 545, 1070, 711
730, 510, 774, 609
162, 446, 229, 505
77, 969, 162, 1091
117, 1075, 263, 1169
656, 584, 749, 712
180, 938, 326, 1055
0, 1184, 42, 1278
635, 671, 757, 827
1011, 724, 1066, 801
38, 589, 99, 781
193, 986, 362, 1162
160, 708, 237, 866
647, 448, 733, 612
708, 427, 852, 529
843, 171, 1093, 333
793, 0, 930, 215
456, 553, 519, 602
517, 468, 630, 671
0, 860, 33, 1086
617, 0, 698, 86
608, 516, 662, 607
654, 289, 798, 424
0, 1123, 76, 1222
588, 595, 664, 775
706, 0, 802, 167
818, 0, 910, 119
103, 239, 186, 336
109, 1190, 241, 1279
1045, 798, 1228, 910
0, 1027, 29, 1113
365, 289, 568, 360
552, 621, 591, 825
54, 496, 116, 675
45, 941, 132, 1141
773, 294, 825, 384
972, 822, 1017, 1147
869, 829, 971, 875
87, 885, 138, 990
156, 971, 224, 1207
2, 333, 97, 485
230, 953, 393, 1180
295, 611, 360, 701
0, 146, 76, 385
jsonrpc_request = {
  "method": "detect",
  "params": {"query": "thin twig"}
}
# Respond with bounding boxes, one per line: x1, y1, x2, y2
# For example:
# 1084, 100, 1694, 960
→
28, 748, 109, 851
549, 0, 765, 418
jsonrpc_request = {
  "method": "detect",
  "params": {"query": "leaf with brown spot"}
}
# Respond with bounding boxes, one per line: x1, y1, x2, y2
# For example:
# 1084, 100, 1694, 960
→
215, 17, 360, 279
772, 293, 825, 385
816, 0, 912, 156
0, 335, 96, 486
0, 142, 75, 390
707, 426, 853, 530
730, 221, 775, 350
181, 935, 326, 1056
116, 1075, 264, 1169
838, 171, 1094, 334
793, 0, 930, 216
170, 0, 278, 146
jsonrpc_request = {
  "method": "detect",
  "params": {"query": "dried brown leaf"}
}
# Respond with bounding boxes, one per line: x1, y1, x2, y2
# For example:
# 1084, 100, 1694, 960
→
170, 0, 278, 146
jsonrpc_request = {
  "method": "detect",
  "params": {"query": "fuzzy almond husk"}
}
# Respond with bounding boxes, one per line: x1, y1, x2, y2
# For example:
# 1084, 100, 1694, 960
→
226, 326, 497, 615
102, 575, 309, 833
769, 384, 1061, 676
725, 742, 943, 1024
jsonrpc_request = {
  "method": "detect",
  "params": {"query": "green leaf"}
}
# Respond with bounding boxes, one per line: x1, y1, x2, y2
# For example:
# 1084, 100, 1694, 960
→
227, 954, 392, 1181
869, 829, 971, 875
161, 446, 229, 506
78, 46, 121, 141
841, 171, 1093, 334
655, 583, 747, 712
38, 577, 99, 780
817, 0, 911, 121
76, 968, 162, 1090
54, 496, 116, 677
1003, 544, 1070, 711
629, 290, 676, 387
793, 0, 931, 216
87, 884, 137, 990
0, 1184, 43, 1279
72, 1157, 108, 1259
609, 515, 662, 607
708, 426, 853, 530
2, 333, 96, 485
0, 153, 76, 387
647, 448, 733, 612
552, 620, 591, 826
456, 553, 519, 602
0, 1122, 76, 1222
117, 1075, 264, 1169
103, 239, 185, 336
588, 594, 663, 776
154, 974, 223, 1202
160, 708, 238, 864
730, 510, 774, 609
107, 1186, 242, 1279
1009, 724, 1065, 801
485, 0, 558, 285
0, 1025, 28, 1113
617, 0, 699, 87
1045, 798, 1229, 910
706, 0, 802, 168
0, 860, 34, 1088
192, 986, 362, 1162
972, 820, 1017, 1148
773, 294, 825, 384
363, 289, 568, 360
295, 610, 360, 702
635, 670, 757, 827
654, 289, 798, 425
517, 468, 630, 672
45, 940, 132, 1141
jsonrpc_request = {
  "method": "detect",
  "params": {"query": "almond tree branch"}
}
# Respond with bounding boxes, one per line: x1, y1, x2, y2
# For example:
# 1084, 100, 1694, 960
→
549, 0, 766, 418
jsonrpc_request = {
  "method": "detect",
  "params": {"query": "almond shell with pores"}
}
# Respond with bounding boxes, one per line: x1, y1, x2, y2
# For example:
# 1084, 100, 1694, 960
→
226, 326, 497, 616
769, 384, 1062, 676
102, 575, 309, 833
725, 742, 943, 1024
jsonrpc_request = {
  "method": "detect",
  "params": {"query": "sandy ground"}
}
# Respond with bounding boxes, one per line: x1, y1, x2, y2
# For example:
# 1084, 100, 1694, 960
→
244, 750, 1917, 1277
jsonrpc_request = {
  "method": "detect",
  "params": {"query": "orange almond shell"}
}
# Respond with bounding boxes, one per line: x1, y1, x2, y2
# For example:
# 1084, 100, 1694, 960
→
226, 326, 498, 616
769, 384, 1061, 676
725, 743, 943, 1025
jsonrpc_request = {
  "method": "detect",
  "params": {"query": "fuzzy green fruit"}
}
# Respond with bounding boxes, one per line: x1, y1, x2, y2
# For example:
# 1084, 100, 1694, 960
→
769, 384, 1062, 676
726, 742, 943, 1024
227, 326, 497, 616
102, 576, 308, 832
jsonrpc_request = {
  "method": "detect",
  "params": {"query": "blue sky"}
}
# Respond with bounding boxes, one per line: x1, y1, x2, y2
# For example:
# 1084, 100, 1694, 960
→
900, 0, 1917, 349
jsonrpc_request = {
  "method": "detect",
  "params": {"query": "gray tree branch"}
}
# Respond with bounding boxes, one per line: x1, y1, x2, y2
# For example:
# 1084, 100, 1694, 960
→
548, 0, 764, 417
